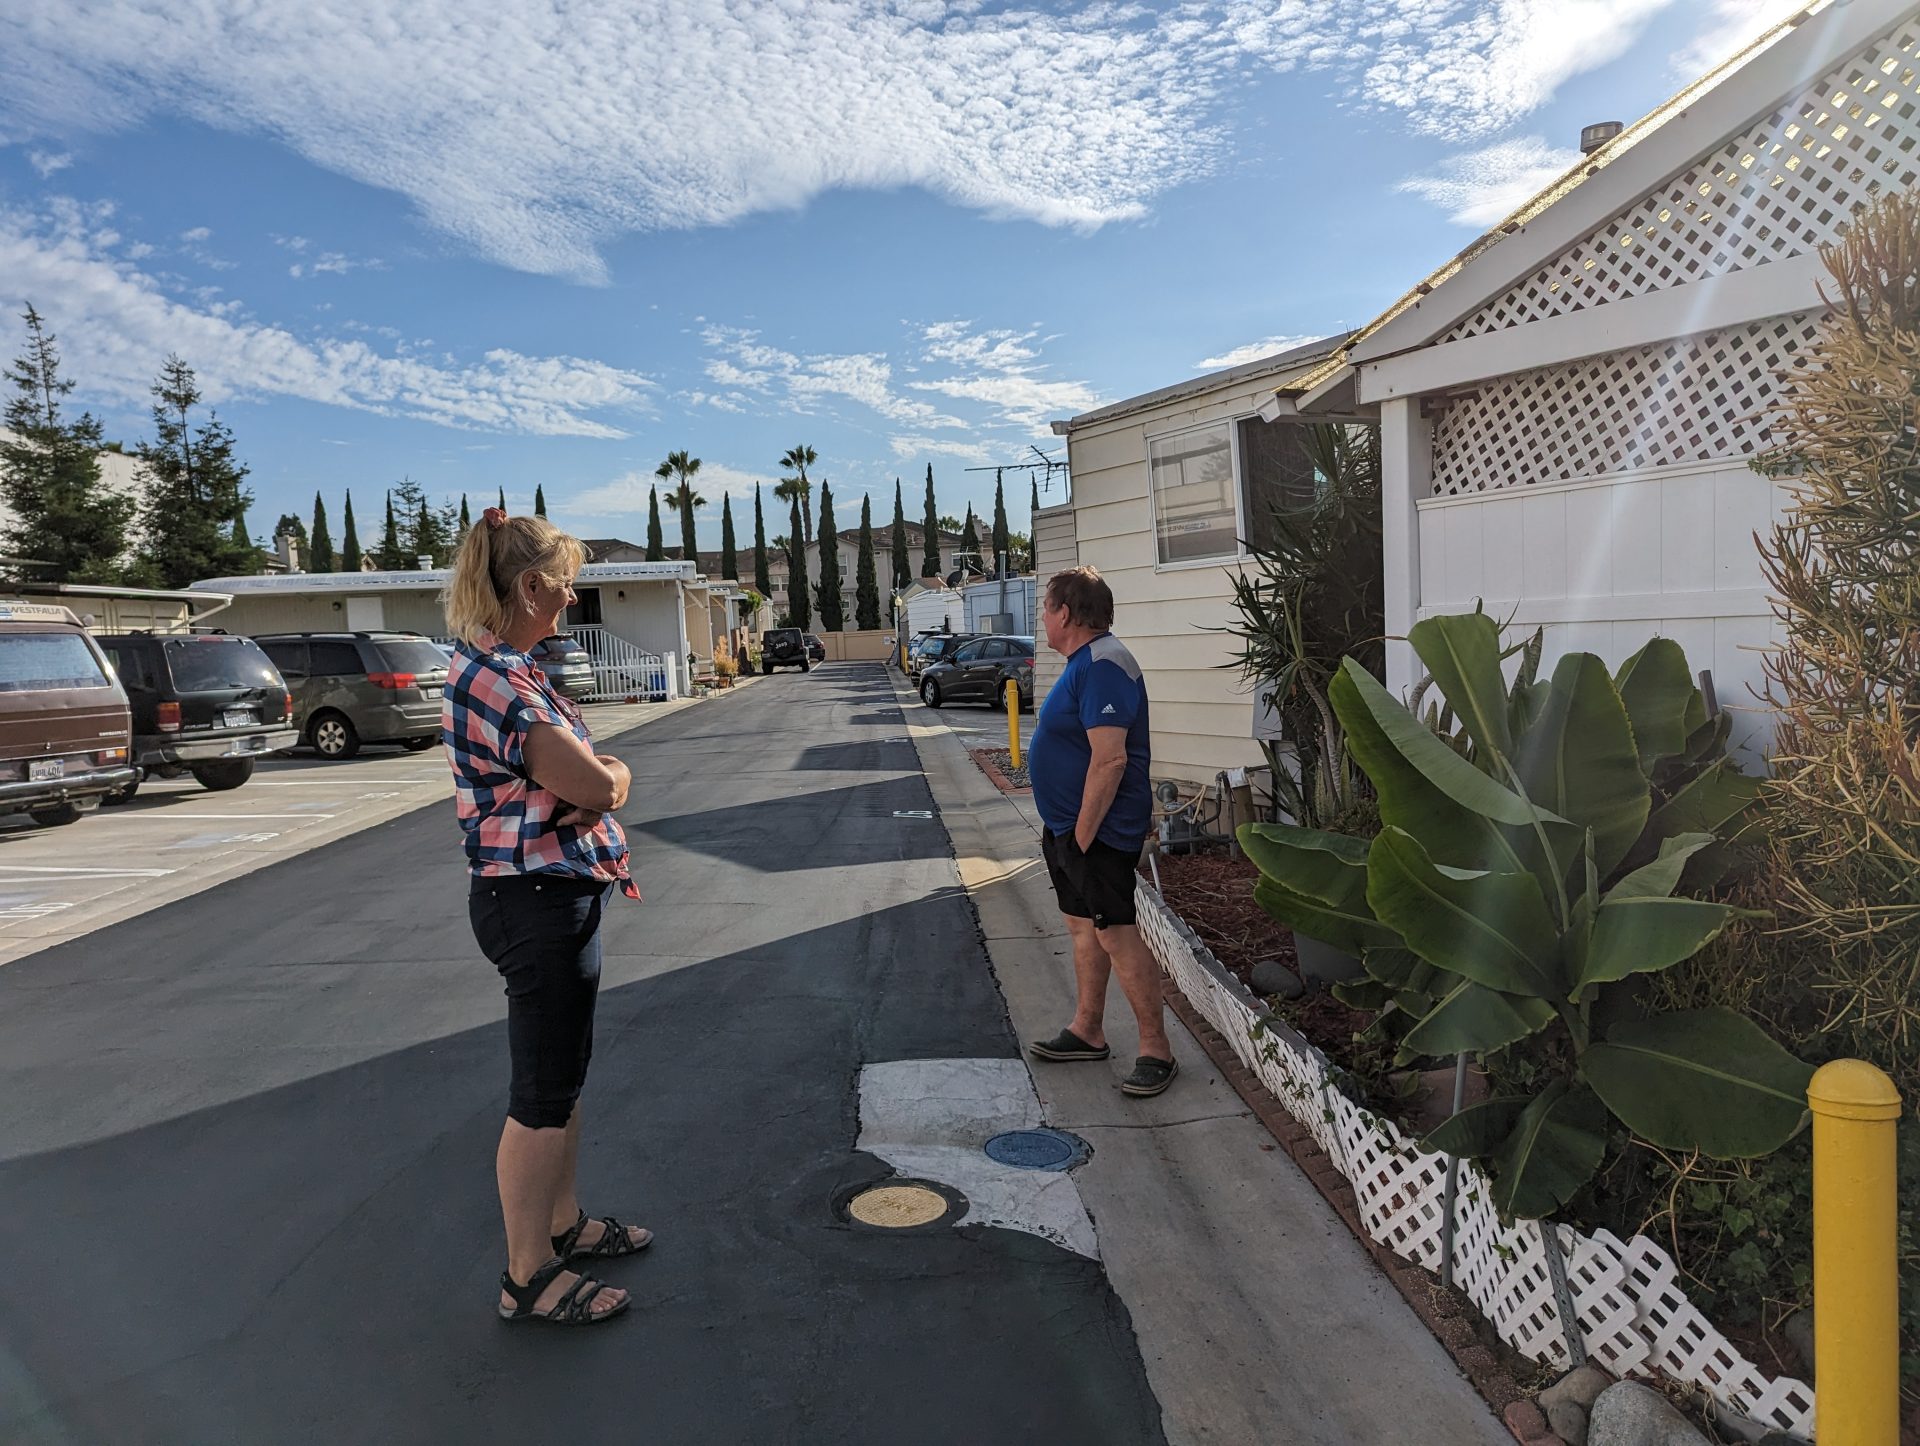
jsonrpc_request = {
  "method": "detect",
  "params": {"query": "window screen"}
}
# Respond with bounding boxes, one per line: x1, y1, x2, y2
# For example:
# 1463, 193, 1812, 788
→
1149, 421, 1237, 564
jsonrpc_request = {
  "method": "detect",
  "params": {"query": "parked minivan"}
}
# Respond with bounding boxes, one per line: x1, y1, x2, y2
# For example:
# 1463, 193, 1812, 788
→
0, 601, 135, 827
254, 632, 450, 759
97, 632, 299, 800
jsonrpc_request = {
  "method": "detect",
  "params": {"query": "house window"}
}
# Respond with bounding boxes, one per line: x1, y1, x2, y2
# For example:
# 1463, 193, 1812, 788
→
1148, 416, 1325, 566
567, 587, 604, 627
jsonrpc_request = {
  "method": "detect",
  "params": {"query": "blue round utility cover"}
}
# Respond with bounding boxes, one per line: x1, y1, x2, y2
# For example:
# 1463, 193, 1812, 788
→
984, 1128, 1088, 1172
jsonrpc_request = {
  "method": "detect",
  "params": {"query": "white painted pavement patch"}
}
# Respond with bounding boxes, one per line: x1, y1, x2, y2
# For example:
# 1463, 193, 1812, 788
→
857, 1058, 1099, 1260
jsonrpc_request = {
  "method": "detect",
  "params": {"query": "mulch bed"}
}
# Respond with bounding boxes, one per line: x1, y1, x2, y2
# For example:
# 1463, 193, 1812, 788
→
969, 747, 1031, 793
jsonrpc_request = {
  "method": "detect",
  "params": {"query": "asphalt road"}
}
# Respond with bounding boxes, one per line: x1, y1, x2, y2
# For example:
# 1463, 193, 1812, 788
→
0, 663, 1165, 1446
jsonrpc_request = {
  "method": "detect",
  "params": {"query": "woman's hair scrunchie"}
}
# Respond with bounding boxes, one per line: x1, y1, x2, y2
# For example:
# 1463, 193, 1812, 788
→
483, 507, 507, 530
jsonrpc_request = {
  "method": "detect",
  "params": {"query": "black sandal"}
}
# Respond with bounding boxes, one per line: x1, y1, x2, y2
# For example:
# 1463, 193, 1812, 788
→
552, 1210, 653, 1262
1028, 1028, 1111, 1062
497, 1256, 629, 1325
1120, 1056, 1179, 1097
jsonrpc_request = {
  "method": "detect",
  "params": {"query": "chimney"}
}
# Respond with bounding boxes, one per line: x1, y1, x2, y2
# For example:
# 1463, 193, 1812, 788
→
1580, 121, 1624, 155
275, 532, 303, 573
416, 554, 434, 570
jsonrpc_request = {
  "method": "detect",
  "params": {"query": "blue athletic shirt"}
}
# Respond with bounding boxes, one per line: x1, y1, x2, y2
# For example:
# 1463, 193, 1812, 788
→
1029, 633, 1151, 850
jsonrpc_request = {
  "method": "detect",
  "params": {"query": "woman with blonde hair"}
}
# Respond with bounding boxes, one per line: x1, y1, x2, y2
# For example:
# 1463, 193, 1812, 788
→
443, 507, 651, 1327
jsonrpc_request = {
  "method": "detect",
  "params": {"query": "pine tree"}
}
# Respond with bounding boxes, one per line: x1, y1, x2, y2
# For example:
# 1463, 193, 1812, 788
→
814, 483, 844, 631
534, 484, 547, 518
381, 491, 403, 569
890, 478, 910, 591
341, 490, 363, 572
959, 506, 980, 576
991, 470, 1010, 573
273, 512, 307, 546
0, 307, 136, 584
1031, 475, 1041, 517
310, 492, 336, 572
458, 494, 471, 543
753, 484, 771, 597
855, 495, 880, 631
644, 486, 665, 560
786, 496, 811, 630
131, 354, 256, 586
921, 464, 940, 577
720, 494, 738, 580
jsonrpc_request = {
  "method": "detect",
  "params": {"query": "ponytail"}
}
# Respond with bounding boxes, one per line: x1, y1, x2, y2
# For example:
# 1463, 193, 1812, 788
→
443, 510, 586, 644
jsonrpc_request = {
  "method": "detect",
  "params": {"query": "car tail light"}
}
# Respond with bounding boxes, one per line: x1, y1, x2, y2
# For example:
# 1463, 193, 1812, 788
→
96, 746, 127, 765
157, 701, 182, 732
367, 672, 416, 690
283, 691, 294, 720
1023, 657, 1034, 667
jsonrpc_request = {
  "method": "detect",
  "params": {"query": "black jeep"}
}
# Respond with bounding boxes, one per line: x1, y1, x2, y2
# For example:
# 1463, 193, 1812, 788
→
760, 627, 812, 674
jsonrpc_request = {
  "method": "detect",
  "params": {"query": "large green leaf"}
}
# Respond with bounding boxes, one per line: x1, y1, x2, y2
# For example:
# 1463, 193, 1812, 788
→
1582, 1008, 1814, 1157
1576, 897, 1739, 995
1251, 876, 1395, 956
1647, 757, 1763, 844
1424, 1095, 1528, 1157
1409, 612, 1513, 762
1331, 659, 1562, 872
1366, 827, 1562, 997
1606, 832, 1717, 900
1238, 823, 1368, 902
1509, 651, 1650, 878
1614, 638, 1702, 773
1488, 1080, 1610, 1219
1398, 978, 1555, 1063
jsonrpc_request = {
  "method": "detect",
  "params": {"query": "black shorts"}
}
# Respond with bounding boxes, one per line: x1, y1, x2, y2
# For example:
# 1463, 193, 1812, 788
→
469, 873, 613, 1130
1041, 829, 1141, 930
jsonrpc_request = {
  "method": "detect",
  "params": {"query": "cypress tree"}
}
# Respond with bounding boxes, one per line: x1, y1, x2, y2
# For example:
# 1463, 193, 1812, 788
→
497, 485, 506, 512
814, 483, 844, 631
855, 495, 880, 630
753, 484, 771, 597
959, 506, 980, 575
381, 491, 402, 569
646, 486, 665, 561
890, 478, 910, 591
991, 469, 1010, 573
720, 494, 738, 580
786, 496, 811, 630
1031, 475, 1040, 516
920, 464, 939, 577
310, 492, 336, 572
458, 493, 471, 541
130, 354, 255, 585
0, 306, 135, 584
341, 490, 362, 572
534, 484, 547, 518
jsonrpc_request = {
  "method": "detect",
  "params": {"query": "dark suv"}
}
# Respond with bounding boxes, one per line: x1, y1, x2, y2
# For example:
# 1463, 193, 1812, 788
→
254, 632, 450, 759
760, 628, 812, 674
97, 633, 298, 799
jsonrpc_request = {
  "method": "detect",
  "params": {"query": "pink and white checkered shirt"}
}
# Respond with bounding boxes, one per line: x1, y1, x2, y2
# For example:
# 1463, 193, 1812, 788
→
442, 633, 639, 899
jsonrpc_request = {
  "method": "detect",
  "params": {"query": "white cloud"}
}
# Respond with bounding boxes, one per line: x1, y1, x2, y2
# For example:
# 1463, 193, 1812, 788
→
1672, 0, 1807, 77
0, 0, 1692, 280
889, 434, 996, 464
27, 149, 71, 177
287, 246, 381, 280
179, 225, 211, 243
702, 325, 964, 428
571, 462, 769, 517
1194, 335, 1319, 370
0, 199, 655, 438
1396, 136, 1581, 227
908, 318, 1101, 432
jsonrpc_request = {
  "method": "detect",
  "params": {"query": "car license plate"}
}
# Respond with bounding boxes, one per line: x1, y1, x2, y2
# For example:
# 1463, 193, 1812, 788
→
224, 708, 255, 728
28, 758, 63, 782
421, 686, 442, 700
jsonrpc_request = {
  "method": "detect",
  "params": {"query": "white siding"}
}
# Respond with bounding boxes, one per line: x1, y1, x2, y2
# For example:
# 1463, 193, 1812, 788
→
1031, 503, 1078, 712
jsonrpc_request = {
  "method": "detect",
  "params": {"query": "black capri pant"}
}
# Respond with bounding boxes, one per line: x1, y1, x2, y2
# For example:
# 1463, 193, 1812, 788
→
470, 873, 613, 1130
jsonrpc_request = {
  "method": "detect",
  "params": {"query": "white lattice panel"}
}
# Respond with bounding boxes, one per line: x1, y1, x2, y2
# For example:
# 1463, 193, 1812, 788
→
1430, 315, 1821, 496
1449, 21, 1920, 340
1132, 883, 1816, 1438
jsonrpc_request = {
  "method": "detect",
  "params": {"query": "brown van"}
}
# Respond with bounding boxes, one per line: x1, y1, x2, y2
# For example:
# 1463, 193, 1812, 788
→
0, 601, 136, 827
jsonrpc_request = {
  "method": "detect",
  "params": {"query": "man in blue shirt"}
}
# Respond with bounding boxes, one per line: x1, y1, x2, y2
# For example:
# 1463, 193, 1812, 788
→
1025, 566, 1175, 1097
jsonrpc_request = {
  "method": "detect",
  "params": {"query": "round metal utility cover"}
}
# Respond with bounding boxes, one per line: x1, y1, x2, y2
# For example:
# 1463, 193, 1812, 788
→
846, 1183, 951, 1228
984, 1128, 1088, 1172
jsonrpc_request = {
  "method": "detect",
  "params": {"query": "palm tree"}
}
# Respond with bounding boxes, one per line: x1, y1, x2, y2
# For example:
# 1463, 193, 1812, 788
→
777, 444, 817, 544
655, 450, 704, 561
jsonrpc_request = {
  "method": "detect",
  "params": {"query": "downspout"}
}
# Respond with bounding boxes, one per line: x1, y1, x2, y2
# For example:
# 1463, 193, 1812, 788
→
675, 575, 693, 697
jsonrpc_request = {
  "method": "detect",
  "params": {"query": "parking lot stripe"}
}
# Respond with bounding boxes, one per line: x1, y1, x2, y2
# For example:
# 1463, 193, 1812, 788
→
109, 813, 336, 821
0, 865, 178, 877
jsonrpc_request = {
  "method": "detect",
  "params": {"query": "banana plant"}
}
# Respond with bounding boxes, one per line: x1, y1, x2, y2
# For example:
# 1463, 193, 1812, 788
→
1239, 612, 1809, 1220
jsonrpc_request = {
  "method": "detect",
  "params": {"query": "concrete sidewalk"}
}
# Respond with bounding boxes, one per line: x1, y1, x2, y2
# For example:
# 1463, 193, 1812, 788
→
898, 676, 1509, 1446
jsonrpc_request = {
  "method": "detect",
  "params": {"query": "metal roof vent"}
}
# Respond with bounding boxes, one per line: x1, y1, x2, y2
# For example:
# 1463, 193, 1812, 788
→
1580, 121, 1624, 155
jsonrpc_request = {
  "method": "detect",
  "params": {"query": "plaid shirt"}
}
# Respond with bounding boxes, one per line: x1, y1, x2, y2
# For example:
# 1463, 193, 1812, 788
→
443, 634, 639, 899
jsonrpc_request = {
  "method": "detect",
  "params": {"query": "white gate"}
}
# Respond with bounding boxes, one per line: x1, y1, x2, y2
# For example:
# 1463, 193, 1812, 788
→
567, 625, 675, 702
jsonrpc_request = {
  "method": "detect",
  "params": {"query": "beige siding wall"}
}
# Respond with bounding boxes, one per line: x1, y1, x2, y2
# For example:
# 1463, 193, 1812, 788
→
817, 629, 895, 662
1030, 503, 1078, 712
210, 590, 448, 638
1067, 375, 1279, 786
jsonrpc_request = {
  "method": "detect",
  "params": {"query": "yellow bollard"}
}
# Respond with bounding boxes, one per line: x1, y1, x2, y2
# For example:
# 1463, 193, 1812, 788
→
1006, 679, 1022, 769
1810, 1058, 1903, 1446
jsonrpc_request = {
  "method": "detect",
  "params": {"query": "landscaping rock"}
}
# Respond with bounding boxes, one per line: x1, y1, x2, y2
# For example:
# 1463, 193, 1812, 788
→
1546, 1398, 1589, 1446
1249, 958, 1304, 999
1781, 1308, 1814, 1381
1587, 1382, 1711, 1446
1539, 1365, 1612, 1414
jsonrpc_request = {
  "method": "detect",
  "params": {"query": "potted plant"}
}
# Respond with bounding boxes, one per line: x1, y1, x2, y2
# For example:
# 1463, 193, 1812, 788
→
1240, 611, 1810, 1217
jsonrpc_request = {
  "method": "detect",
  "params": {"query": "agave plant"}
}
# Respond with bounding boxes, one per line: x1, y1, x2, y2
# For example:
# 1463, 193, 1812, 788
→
1239, 611, 1813, 1219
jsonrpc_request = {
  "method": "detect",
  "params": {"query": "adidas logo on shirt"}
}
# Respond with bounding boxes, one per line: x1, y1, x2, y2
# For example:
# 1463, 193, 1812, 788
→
1101, 704, 1116, 714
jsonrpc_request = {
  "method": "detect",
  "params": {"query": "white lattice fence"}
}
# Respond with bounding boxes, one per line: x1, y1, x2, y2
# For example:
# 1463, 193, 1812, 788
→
1448, 19, 1920, 340
1135, 881, 1817, 1437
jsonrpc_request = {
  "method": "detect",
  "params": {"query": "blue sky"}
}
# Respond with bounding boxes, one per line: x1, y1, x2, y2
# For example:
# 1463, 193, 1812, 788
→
0, 0, 1795, 553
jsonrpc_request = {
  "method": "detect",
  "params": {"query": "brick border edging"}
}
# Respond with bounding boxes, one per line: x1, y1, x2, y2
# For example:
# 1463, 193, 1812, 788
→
967, 748, 1032, 796
1159, 981, 1567, 1446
